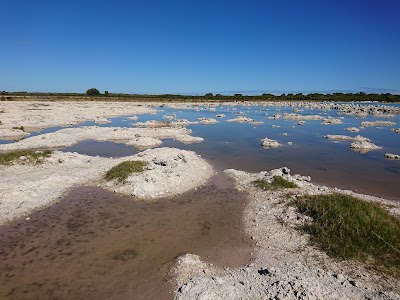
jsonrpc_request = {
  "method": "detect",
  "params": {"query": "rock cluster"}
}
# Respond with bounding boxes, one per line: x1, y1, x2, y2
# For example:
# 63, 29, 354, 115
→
384, 153, 400, 160
261, 138, 281, 149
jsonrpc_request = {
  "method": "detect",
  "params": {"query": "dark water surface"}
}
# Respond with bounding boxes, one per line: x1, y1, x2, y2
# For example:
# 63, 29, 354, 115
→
62, 140, 136, 157
0, 173, 252, 300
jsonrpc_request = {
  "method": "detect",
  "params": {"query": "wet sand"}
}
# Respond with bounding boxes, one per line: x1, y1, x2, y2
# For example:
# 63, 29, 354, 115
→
0, 173, 252, 300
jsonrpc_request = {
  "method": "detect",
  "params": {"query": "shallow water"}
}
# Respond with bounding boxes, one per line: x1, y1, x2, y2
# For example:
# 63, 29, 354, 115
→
62, 140, 136, 157
1, 102, 400, 299
46, 102, 399, 200
0, 173, 252, 300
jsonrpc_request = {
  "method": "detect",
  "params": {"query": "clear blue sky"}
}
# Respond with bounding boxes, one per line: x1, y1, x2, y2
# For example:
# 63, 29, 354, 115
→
1, 0, 400, 94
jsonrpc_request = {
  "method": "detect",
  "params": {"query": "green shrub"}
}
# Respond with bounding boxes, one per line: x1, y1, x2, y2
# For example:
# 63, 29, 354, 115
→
293, 193, 400, 277
86, 88, 100, 96
0, 150, 52, 165
253, 176, 298, 190
12, 126, 24, 131
105, 160, 147, 182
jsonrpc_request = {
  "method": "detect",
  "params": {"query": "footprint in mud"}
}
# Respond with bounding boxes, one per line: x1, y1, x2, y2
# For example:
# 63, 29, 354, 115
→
112, 249, 136, 261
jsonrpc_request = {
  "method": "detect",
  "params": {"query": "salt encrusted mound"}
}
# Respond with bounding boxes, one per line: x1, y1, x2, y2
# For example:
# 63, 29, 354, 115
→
0, 151, 120, 225
172, 167, 400, 300
361, 120, 396, 127
321, 117, 343, 125
346, 127, 360, 132
104, 148, 214, 199
324, 135, 354, 141
0, 101, 155, 134
282, 113, 323, 121
350, 136, 382, 153
226, 116, 255, 123
134, 120, 173, 127
226, 116, 263, 125
0, 148, 213, 225
171, 119, 199, 126
197, 117, 219, 125
261, 138, 281, 148
384, 153, 400, 160
324, 135, 382, 153
0, 128, 30, 140
391, 128, 400, 134
0, 126, 203, 151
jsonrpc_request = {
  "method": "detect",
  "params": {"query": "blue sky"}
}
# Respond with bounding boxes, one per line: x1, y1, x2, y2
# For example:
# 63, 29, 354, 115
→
1, 0, 400, 94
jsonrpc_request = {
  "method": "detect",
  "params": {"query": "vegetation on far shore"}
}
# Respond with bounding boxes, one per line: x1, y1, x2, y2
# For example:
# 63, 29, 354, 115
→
253, 176, 298, 190
293, 193, 400, 277
0, 150, 52, 165
105, 160, 147, 182
1, 91, 400, 103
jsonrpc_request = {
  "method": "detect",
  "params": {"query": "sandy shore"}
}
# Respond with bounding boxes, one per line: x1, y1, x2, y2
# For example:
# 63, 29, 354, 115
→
172, 167, 400, 299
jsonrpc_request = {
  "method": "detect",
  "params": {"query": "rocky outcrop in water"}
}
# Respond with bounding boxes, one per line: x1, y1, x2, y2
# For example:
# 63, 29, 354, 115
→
261, 138, 281, 148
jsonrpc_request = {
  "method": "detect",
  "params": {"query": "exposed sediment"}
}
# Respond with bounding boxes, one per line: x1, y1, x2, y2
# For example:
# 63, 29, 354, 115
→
0, 101, 155, 137
103, 147, 214, 199
324, 135, 382, 153
361, 120, 396, 127
0, 148, 213, 225
0, 126, 203, 152
172, 167, 400, 300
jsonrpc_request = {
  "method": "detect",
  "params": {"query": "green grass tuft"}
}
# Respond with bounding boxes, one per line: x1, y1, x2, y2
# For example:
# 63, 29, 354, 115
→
0, 150, 52, 165
253, 176, 298, 190
293, 193, 400, 277
105, 160, 147, 182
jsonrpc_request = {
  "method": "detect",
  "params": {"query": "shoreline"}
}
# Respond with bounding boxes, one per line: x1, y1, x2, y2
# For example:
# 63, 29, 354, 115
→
173, 167, 400, 299
0, 99, 399, 299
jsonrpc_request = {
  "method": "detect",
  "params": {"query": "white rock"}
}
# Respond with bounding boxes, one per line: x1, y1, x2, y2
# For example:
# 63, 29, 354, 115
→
261, 138, 281, 149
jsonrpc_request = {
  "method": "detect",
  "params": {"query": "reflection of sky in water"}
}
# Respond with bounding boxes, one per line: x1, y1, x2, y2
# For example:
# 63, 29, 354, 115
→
1, 103, 399, 199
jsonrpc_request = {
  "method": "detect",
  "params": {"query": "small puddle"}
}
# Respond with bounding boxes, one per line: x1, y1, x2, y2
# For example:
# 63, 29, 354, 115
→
0, 172, 252, 300
61, 140, 136, 157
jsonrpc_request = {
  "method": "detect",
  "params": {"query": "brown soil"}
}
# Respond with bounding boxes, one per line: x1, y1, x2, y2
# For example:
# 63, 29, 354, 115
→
0, 173, 252, 300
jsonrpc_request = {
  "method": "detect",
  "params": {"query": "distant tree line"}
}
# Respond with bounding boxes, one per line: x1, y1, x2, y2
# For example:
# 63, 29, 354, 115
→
1, 90, 400, 103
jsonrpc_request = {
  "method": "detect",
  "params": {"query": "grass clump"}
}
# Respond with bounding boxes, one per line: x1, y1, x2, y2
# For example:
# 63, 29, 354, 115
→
293, 193, 400, 277
253, 176, 298, 190
105, 160, 147, 182
0, 150, 52, 165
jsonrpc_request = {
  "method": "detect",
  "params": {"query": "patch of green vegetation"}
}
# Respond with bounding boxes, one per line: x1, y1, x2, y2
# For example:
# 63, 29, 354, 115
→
253, 176, 298, 190
293, 193, 400, 277
0, 150, 52, 165
12, 126, 24, 131
105, 160, 147, 182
